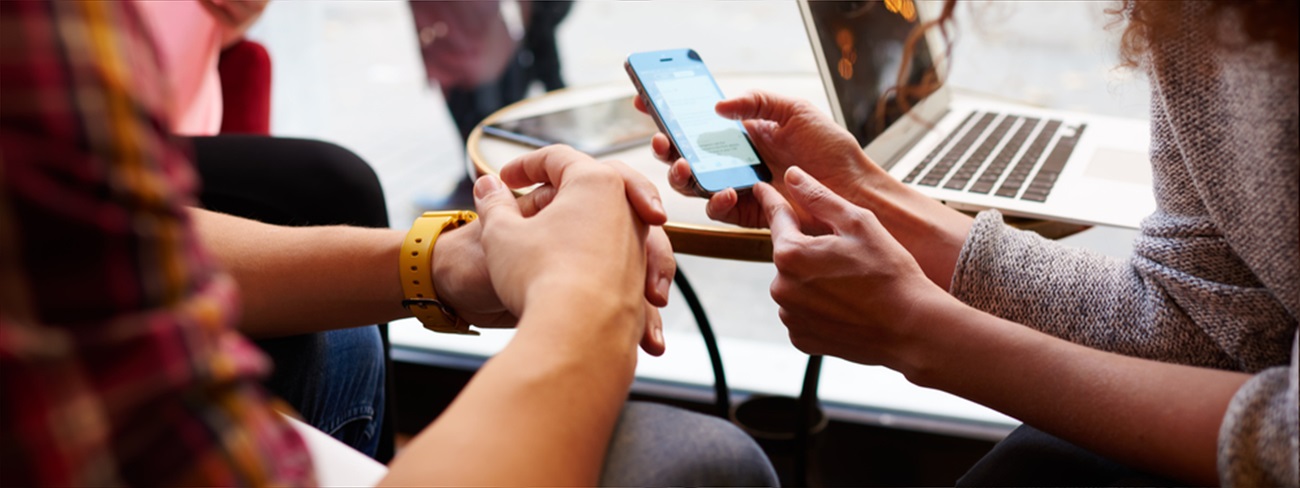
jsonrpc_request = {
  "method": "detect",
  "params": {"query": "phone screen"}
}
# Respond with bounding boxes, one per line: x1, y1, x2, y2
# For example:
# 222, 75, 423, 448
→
626, 49, 770, 193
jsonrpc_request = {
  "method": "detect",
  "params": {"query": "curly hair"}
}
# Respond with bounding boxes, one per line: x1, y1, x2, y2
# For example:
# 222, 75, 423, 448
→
875, 0, 956, 129
886, 0, 1297, 124
1108, 0, 1299, 68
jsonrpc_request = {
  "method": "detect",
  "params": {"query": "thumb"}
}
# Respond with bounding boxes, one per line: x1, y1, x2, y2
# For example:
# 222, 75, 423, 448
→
782, 166, 858, 233
473, 174, 522, 224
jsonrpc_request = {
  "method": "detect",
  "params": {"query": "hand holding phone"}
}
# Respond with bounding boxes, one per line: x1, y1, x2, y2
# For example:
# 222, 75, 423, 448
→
625, 49, 772, 195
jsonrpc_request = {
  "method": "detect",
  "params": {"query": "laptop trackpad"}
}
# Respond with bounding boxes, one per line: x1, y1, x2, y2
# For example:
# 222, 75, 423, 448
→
1084, 148, 1152, 185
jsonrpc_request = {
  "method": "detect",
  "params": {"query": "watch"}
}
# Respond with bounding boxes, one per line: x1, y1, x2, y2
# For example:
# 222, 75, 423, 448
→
400, 210, 479, 335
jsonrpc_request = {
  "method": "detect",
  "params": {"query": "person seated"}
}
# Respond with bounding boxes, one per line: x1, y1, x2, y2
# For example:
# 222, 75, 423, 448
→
0, 2, 777, 486
139, 0, 397, 457
637, 0, 1297, 485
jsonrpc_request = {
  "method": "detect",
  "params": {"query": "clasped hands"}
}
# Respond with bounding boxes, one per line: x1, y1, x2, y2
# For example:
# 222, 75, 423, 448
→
431, 145, 674, 356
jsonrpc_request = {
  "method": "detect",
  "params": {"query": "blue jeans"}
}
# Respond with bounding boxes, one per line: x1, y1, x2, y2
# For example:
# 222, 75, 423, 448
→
601, 402, 779, 486
255, 326, 386, 458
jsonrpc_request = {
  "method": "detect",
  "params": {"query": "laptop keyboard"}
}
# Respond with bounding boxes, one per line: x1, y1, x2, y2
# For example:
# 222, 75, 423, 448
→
902, 111, 1086, 202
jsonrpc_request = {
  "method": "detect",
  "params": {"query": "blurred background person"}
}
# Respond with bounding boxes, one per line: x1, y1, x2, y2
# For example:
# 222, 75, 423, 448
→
410, 0, 573, 209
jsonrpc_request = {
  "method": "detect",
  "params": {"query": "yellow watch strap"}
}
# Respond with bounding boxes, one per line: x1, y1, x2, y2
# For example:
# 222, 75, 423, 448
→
400, 210, 478, 335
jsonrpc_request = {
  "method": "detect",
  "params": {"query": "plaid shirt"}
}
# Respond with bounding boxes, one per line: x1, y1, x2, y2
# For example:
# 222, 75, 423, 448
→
0, 2, 313, 485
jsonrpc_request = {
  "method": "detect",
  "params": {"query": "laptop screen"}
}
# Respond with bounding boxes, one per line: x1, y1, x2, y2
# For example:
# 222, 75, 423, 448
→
805, 0, 941, 147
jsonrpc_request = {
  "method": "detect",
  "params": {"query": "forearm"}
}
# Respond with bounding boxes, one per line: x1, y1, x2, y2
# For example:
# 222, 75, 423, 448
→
381, 290, 640, 486
906, 297, 1248, 485
189, 208, 408, 337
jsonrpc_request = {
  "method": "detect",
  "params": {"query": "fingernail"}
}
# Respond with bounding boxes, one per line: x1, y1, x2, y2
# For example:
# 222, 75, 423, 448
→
652, 196, 666, 217
657, 275, 671, 303
785, 166, 807, 186
655, 324, 665, 346
474, 174, 503, 199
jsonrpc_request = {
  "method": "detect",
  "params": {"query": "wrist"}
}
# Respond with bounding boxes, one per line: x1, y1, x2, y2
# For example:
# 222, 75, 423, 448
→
428, 220, 481, 311
843, 152, 883, 205
519, 278, 643, 349
899, 296, 1061, 407
892, 290, 983, 388
401, 211, 480, 334
525, 277, 641, 323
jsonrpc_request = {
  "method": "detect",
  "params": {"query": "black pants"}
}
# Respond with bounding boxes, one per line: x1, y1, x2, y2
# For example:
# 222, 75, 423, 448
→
958, 425, 1179, 487
188, 135, 396, 463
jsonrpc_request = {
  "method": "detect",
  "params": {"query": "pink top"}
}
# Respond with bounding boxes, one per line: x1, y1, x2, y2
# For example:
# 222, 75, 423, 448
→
137, 1, 224, 136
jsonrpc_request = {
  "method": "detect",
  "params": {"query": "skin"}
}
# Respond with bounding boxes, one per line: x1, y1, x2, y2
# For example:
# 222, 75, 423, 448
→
191, 147, 675, 355
196, 0, 269, 48
642, 92, 1249, 485
190, 146, 675, 484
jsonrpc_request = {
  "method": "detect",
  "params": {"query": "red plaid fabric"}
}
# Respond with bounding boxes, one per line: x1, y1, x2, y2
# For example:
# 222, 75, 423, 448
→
0, 1, 313, 485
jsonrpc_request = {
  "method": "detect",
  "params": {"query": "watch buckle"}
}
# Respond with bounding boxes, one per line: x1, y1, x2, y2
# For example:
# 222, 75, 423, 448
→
401, 298, 479, 335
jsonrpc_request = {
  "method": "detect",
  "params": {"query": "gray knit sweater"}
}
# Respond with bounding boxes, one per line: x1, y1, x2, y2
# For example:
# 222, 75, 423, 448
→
948, 4, 1298, 486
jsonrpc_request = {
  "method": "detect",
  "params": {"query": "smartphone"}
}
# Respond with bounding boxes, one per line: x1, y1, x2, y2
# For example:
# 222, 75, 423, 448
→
625, 49, 771, 195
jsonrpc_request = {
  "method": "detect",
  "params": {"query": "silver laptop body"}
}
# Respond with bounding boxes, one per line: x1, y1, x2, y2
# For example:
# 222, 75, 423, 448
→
798, 0, 1155, 229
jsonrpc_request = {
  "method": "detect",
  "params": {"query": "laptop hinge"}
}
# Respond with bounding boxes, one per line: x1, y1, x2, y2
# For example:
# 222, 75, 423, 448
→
879, 109, 950, 172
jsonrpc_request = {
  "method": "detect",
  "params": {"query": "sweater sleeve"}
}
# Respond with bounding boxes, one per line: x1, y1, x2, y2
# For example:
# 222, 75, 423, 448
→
1218, 331, 1299, 487
950, 208, 1280, 370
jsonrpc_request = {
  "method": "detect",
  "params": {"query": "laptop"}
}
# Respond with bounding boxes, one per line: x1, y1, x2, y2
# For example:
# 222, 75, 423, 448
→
798, 0, 1155, 229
